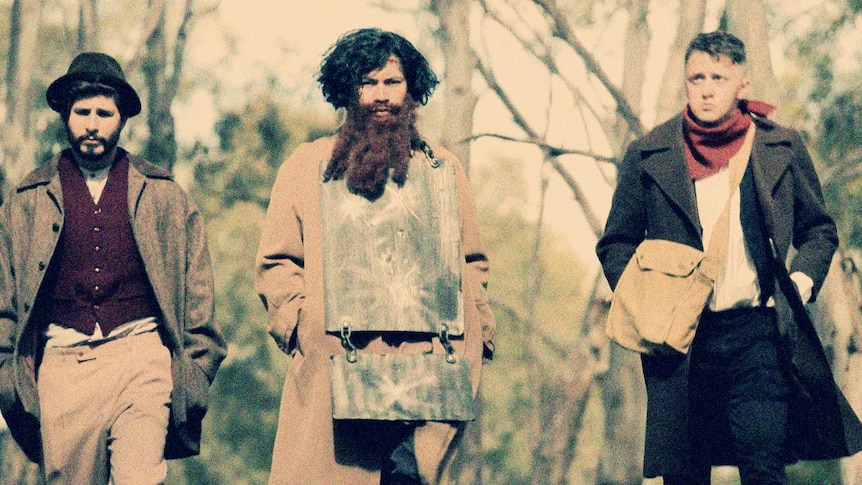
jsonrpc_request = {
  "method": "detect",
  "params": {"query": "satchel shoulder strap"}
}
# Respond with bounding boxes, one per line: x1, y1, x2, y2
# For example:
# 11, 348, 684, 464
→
699, 122, 756, 278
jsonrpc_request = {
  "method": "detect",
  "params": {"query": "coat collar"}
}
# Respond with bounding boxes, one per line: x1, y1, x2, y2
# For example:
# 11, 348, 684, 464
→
16, 148, 171, 192
635, 113, 791, 234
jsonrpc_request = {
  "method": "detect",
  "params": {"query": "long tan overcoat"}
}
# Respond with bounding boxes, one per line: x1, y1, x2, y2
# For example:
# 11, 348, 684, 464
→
255, 137, 495, 484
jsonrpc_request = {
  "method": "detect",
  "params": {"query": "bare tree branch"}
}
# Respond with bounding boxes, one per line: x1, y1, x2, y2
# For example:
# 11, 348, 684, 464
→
468, 132, 618, 163
532, 0, 644, 137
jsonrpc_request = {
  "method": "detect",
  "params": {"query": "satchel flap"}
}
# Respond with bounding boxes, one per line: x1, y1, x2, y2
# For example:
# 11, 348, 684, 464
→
635, 239, 705, 277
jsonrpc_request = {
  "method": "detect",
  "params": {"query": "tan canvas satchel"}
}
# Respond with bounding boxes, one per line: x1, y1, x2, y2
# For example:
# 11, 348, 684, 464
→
606, 123, 756, 355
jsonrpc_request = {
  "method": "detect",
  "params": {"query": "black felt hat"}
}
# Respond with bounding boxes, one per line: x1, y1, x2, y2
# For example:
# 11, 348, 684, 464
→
46, 52, 141, 117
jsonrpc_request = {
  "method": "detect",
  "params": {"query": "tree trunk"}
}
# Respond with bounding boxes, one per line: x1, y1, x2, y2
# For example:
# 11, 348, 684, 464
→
430, 1, 481, 482
612, 0, 650, 152
654, 0, 707, 124
2, 0, 43, 190
811, 253, 862, 485
77, 0, 98, 51
530, 343, 597, 485
430, 0, 477, 172
593, 277, 646, 485
595, 3, 651, 483
141, 0, 177, 170
725, 0, 783, 122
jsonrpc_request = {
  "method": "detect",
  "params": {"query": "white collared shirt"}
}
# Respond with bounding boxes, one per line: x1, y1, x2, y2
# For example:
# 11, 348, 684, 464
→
696, 167, 813, 310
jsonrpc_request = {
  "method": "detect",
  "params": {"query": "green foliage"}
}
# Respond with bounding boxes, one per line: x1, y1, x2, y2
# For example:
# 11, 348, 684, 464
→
787, 460, 843, 485
194, 95, 336, 213
788, 3, 862, 251
165, 95, 336, 484
817, 88, 862, 247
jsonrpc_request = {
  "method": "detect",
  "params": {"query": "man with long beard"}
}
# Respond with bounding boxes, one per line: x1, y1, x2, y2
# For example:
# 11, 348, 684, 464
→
256, 28, 495, 484
0, 52, 226, 483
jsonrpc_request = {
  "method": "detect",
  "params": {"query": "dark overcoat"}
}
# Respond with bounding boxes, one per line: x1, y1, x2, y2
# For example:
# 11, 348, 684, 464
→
596, 114, 862, 477
0, 149, 226, 463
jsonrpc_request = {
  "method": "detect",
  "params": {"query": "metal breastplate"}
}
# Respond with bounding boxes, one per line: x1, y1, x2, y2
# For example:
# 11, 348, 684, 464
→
319, 150, 464, 338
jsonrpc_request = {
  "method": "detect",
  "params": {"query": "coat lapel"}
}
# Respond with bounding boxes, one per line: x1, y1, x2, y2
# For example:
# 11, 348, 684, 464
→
639, 115, 702, 235
748, 118, 791, 237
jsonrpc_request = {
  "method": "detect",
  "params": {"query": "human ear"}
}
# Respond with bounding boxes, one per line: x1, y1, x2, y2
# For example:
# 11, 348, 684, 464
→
736, 78, 751, 100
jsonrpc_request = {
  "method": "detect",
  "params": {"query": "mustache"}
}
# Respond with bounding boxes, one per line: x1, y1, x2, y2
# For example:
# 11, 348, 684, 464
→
364, 102, 404, 117
75, 134, 108, 145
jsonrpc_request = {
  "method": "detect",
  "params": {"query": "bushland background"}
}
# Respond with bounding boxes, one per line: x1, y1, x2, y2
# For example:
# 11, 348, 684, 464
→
2, 1, 862, 484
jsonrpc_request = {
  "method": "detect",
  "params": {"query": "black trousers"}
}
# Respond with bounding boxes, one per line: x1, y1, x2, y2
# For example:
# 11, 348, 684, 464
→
668, 306, 791, 485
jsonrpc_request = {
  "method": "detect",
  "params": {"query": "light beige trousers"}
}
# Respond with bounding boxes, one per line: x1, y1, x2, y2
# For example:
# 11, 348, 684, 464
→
38, 330, 172, 485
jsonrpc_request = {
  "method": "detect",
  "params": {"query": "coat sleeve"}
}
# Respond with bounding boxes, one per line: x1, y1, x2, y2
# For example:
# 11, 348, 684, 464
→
786, 129, 838, 299
596, 140, 648, 290
183, 199, 226, 383
0, 205, 17, 411
452, 155, 495, 360
254, 143, 312, 355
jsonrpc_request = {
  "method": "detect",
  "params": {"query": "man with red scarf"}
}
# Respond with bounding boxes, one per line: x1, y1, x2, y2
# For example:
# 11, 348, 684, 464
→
255, 29, 494, 484
597, 31, 862, 484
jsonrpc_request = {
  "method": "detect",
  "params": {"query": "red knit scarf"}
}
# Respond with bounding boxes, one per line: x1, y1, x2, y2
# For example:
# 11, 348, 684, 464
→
684, 100, 775, 180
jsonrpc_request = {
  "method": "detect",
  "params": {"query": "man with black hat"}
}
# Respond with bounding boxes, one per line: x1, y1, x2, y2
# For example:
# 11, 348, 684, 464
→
0, 52, 226, 484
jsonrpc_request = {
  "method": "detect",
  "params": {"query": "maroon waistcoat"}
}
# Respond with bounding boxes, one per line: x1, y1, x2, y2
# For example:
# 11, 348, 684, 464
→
46, 153, 160, 335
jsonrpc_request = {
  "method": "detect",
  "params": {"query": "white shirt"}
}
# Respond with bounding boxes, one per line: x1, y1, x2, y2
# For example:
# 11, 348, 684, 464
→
696, 166, 813, 311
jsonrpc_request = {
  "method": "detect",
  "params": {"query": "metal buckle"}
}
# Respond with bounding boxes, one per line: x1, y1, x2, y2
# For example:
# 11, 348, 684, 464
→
339, 322, 357, 363
439, 323, 457, 363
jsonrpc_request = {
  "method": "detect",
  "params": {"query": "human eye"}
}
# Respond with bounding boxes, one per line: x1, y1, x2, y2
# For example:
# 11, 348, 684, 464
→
73, 107, 91, 116
96, 109, 116, 117
384, 78, 403, 86
687, 74, 704, 84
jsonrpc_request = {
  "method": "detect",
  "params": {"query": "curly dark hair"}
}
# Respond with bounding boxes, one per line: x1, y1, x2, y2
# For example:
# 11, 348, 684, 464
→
318, 28, 439, 109
685, 31, 746, 64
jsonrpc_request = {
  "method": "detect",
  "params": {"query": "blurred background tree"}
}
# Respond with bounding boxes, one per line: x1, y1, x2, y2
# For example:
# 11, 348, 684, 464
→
1, 1, 862, 484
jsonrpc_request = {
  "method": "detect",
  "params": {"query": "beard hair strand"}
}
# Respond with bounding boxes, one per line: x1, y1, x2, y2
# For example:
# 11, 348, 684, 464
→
323, 97, 421, 201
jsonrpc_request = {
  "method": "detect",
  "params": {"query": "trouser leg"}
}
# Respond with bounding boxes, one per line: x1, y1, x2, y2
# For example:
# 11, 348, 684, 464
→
38, 331, 172, 485
380, 423, 420, 485
729, 398, 789, 485
107, 332, 172, 485
39, 346, 111, 484
662, 467, 711, 485
690, 308, 790, 485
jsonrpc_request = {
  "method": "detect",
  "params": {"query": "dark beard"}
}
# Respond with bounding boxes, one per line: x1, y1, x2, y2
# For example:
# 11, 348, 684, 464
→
65, 126, 122, 171
323, 98, 422, 201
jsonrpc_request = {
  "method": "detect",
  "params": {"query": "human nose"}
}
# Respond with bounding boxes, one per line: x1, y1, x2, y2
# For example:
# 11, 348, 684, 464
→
83, 113, 102, 133
369, 83, 389, 102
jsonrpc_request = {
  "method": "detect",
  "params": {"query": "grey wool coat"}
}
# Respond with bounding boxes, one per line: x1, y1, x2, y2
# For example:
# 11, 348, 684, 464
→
596, 114, 862, 477
0, 149, 226, 463
255, 137, 495, 484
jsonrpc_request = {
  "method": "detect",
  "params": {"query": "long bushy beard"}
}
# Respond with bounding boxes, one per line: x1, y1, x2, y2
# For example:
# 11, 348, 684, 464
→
323, 97, 422, 201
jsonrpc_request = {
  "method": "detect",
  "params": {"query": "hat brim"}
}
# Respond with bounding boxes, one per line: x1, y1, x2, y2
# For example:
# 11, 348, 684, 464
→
46, 72, 141, 118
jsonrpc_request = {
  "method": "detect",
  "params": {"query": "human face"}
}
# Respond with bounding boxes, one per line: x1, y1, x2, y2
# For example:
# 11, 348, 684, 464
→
66, 95, 125, 170
358, 55, 408, 119
685, 51, 750, 126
